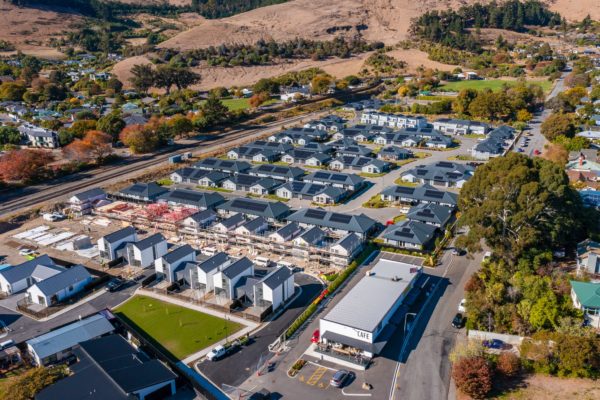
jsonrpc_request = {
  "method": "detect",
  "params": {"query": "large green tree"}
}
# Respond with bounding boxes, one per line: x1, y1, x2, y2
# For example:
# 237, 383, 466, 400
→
541, 112, 576, 141
456, 153, 587, 263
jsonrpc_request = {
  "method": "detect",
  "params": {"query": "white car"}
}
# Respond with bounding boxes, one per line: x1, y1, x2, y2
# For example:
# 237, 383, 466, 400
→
458, 299, 467, 313
19, 248, 35, 256
206, 345, 227, 361
42, 212, 65, 222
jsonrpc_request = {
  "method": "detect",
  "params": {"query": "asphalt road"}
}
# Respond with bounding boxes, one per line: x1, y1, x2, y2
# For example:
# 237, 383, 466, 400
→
197, 273, 323, 389
392, 249, 483, 400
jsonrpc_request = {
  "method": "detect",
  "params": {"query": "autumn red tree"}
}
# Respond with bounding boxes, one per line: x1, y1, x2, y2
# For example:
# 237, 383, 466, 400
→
63, 130, 112, 163
496, 352, 520, 377
0, 149, 53, 182
249, 92, 270, 108
119, 124, 159, 154
452, 356, 493, 399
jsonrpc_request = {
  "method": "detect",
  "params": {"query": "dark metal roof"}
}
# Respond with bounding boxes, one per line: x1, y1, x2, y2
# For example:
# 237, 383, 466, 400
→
162, 244, 195, 264
197, 252, 230, 273
261, 267, 293, 290
33, 265, 91, 296
103, 226, 137, 244
222, 257, 253, 279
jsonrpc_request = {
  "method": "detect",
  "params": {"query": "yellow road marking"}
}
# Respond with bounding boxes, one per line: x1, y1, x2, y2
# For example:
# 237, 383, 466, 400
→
306, 367, 327, 386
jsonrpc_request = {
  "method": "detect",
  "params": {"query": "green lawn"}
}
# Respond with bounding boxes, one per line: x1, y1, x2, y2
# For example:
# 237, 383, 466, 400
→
114, 295, 243, 359
439, 79, 552, 92
199, 97, 279, 111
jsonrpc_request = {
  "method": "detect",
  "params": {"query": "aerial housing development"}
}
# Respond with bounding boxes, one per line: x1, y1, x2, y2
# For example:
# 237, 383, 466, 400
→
0, 1, 599, 399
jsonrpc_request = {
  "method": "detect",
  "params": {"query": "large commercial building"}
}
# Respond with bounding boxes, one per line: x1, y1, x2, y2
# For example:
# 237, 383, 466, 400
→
318, 257, 422, 360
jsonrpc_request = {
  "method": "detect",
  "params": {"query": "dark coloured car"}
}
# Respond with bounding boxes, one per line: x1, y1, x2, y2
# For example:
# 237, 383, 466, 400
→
330, 370, 350, 388
105, 278, 126, 292
483, 339, 506, 350
452, 313, 465, 328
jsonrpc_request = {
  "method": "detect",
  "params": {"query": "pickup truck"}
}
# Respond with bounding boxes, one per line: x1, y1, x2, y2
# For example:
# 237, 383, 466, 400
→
206, 337, 250, 361
206, 345, 227, 361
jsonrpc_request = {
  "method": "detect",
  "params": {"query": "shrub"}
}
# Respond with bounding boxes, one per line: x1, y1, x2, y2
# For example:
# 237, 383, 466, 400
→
452, 356, 493, 399
5, 366, 69, 400
496, 352, 520, 376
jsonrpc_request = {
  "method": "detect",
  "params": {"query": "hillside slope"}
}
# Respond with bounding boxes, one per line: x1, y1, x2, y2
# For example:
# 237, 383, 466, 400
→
158, 0, 600, 50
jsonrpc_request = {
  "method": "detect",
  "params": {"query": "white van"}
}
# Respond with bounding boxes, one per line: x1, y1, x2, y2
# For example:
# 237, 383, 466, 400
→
254, 256, 271, 267
203, 247, 217, 257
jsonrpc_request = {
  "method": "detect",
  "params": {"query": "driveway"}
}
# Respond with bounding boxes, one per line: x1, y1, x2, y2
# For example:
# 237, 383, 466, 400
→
196, 273, 323, 388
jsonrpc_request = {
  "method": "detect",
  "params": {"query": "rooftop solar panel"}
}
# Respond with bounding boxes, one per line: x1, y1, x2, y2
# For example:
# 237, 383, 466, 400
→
231, 199, 268, 212
257, 165, 272, 172
220, 161, 234, 167
394, 230, 414, 238
170, 190, 203, 201
129, 184, 145, 192
331, 174, 348, 182
314, 171, 330, 179
202, 158, 217, 165
424, 190, 444, 199
329, 213, 352, 224
437, 161, 454, 168
305, 209, 327, 220
394, 186, 415, 194
306, 184, 323, 195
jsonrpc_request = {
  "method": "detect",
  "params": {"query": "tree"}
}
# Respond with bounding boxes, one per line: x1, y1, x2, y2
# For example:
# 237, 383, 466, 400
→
0, 82, 26, 101
555, 334, 600, 377
248, 91, 270, 108
497, 352, 520, 376
541, 112, 576, 141
311, 74, 333, 94
172, 67, 200, 91
106, 77, 123, 93
69, 120, 97, 139
63, 130, 112, 164
457, 153, 587, 263
167, 114, 193, 138
0, 126, 21, 146
5, 365, 68, 400
253, 78, 279, 94
129, 64, 155, 94
97, 113, 125, 141
564, 73, 590, 88
452, 89, 478, 115
42, 83, 66, 100
543, 143, 568, 165
468, 91, 511, 121
199, 95, 229, 127
119, 124, 159, 154
516, 109, 532, 122
0, 149, 53, 182
452, 356, 492, 399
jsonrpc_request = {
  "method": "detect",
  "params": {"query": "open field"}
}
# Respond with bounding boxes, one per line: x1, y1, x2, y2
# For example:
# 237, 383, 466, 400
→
198, 97, 279, 111
439, 79, 553, 92
114, 295, 243, 359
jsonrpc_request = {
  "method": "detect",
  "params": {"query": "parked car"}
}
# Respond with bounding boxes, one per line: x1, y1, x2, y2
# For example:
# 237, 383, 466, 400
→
483, 339, 507, 350
311, 329, 320, 344
458, 299, 466, 313
533, 149, 541, 155
483, 251, 492, 261
452, 248, 465, 256
206, 345, 227, 361
18, 248, 35, 256
330, 370, 351, 388
42, 212, 65, 222
452, 313, 465, 328
105, 278, 126, 292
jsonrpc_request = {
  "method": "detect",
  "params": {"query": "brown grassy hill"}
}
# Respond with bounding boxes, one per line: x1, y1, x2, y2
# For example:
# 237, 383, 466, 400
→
158, 0, 600, 51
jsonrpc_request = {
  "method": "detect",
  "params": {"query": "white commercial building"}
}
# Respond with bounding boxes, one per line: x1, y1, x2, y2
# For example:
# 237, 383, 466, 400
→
318, 257, 421, 360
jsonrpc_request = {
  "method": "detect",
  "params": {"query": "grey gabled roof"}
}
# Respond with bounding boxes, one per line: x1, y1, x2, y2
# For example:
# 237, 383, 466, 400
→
188, 208, 217, 222
72, 188, 106, 202
287, 208, 377, 234
406, 203, 453, 226
382, 220, 437, 245
261, 267, 293, 290
0, 255, 63, 284
239, 216, 267, 232
272, 222, 302, 239
303, 171, 365, 187
380, 184, 458, 206
26, 314, 114, 360
194, 158, 251, 173
297, 226, 326, 244
32, 265, 92, 296
158, 188, 225, 209
217, 198, 290, 220
403, 161, 474, 184
222, 257, 253, 279
218, 213, 245, 229
103, 226, 137, 244
119, 182, 167, 199
197, 252, 229, 273
252, 178, 282, 191
133, 233, 165, 251
333, 233, 362, 251
162, 244, 195, 264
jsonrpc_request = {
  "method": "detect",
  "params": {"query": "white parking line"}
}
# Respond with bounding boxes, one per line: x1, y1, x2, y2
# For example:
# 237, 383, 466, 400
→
342, 388, 372, 397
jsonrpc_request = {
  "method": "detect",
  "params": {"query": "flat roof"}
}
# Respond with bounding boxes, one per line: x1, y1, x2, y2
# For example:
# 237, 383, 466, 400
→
322, 257, 421, 333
